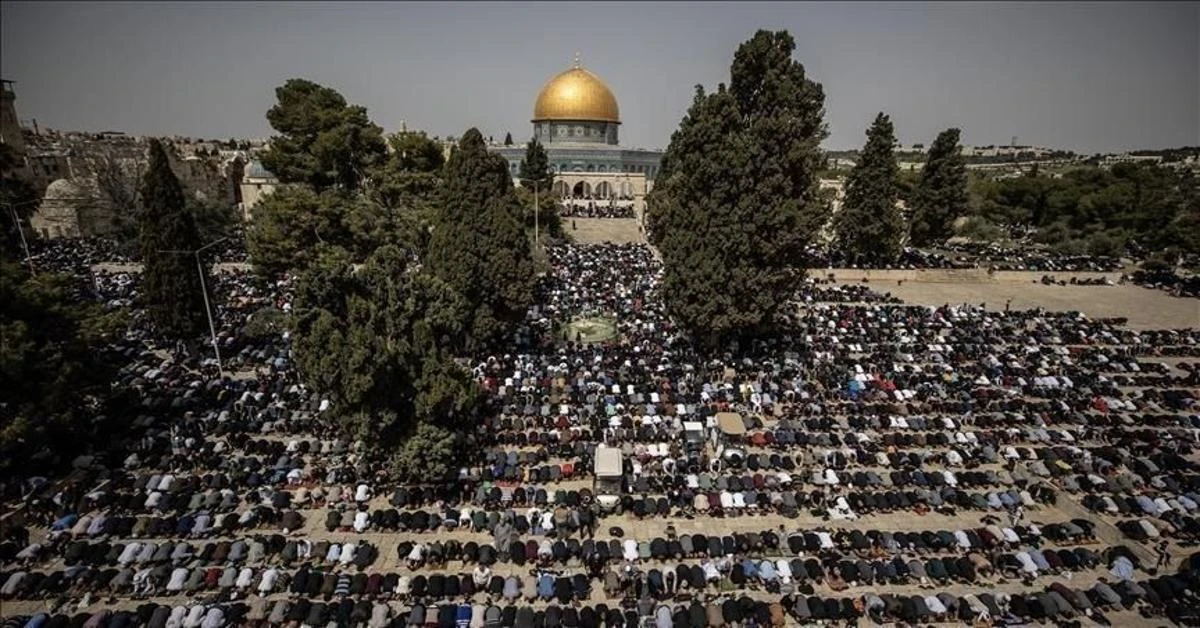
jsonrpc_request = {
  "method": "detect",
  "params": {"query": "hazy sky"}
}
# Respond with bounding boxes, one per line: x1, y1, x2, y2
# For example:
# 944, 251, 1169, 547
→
2, 2, 1197, 153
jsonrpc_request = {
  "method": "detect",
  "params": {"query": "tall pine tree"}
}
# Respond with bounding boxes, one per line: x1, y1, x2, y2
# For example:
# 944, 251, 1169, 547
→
139, 139, 209, 340
909, 128, 968, 246
261, 79, 387, 193
834, 113, 903, 263
647, 30, 828, 349
518, 138, 552, 192
426, 128, 534, 353
517, 138, 559, 236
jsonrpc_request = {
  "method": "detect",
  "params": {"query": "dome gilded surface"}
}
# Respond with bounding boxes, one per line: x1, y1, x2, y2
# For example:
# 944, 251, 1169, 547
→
533, 65, 620, 123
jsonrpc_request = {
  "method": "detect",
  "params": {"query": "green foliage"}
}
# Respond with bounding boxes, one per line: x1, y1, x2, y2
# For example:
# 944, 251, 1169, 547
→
0, 262, 126, 472
187, 196, 240, 245
242, 306, 292, 340
369, 131, 444, 210
1086, 231, 1124, 258
426, 129, 535, 354
393, 422, 463, 482
909, 128, 969, 246
246, 186, 428, 277
974, 162, 1198, 256
517, 139, 561, 238
1141, 251, 1177, 273
834, 113, 903, 263
518, 139, 553, 192
246, 186, 341, 276
291, 246, 481, 470
1, 143, 39, 258
955, 216, 1005, 243
260, 79, 388, 193
504, 132, 513, 146
139, 139, 209, 340
646, 30, 828, 349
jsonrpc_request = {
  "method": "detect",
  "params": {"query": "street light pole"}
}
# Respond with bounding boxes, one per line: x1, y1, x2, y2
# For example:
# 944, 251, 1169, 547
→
160, 236, 228, 379
533, 182, 539, 246
3, 199, 41, 273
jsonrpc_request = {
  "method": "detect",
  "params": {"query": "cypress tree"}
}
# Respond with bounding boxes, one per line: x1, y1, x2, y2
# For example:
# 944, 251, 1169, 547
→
517, 138, 558, 236
647, 30, 828, 349
427, 128, 534, 353
518, 138, 552, 192
909, 128, 968, 246
504, 132, 513, 146
139, 138, 209, 340
834, 113, 903, 263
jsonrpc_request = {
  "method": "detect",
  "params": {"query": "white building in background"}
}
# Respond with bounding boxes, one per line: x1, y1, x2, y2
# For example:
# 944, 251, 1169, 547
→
239, 160, 279, 218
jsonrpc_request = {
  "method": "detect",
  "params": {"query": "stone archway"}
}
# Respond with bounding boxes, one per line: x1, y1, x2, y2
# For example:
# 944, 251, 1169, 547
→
553, 180, 570, 197
572, 181, 592, 197
595, 181, 612, 199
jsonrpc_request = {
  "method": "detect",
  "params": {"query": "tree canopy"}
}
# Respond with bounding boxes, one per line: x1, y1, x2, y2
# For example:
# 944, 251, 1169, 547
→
246, 186, 427, 277
368, 130, 444, 211
260, 79, 388, 193
518, 139, 553, 192
646, 30, 828, 349
291, 245, 481, 479
0, 144, 38, 256
971, 162, 1200, 256
909, 128, 968, 247
0, 261, 126, 473
834, 113, 903, 263
517, 138, 561, 238
139, 139, 209, 340
426, 129, 535, 354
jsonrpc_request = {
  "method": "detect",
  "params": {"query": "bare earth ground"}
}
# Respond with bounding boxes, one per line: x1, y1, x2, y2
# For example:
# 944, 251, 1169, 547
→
566, 218, 646, 245
870, 281, 1198, 330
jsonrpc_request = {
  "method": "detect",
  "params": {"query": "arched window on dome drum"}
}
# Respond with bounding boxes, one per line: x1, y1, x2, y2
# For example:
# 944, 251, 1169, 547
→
586, 164, 596, 172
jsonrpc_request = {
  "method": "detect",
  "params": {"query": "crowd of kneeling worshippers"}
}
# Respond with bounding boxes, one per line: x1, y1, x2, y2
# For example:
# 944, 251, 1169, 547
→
2, 238, 1199, 627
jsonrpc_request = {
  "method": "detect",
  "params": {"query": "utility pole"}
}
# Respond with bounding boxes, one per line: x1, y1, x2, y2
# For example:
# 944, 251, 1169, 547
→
160, 236, 229, 378
2, 198, 45, 273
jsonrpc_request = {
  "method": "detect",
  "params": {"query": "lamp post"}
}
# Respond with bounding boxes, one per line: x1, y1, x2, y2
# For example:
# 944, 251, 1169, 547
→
159, 236, 229, 378
2, 198, 45, 273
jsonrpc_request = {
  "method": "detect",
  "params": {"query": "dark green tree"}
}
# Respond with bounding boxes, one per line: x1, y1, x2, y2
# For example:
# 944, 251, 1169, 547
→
834, 113, 903, 262
187, 196, 240, 245
0, 262, 126, 473
369, 130, 444, 210
427, 129, 535, 353
504, 132, 513, 146
518, 139, 552, 192
247, 186, 428, 277
517, 138, 560, 237
646, 30, 828, 348
909, 128, 969, 246
291, 246, 481, 477
261, 79, 388, 193
139, 139, 209, 339
0, 144, 38, 258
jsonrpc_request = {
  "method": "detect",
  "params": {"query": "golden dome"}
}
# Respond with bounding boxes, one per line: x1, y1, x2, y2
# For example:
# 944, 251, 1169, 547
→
533, 62, 620, 124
